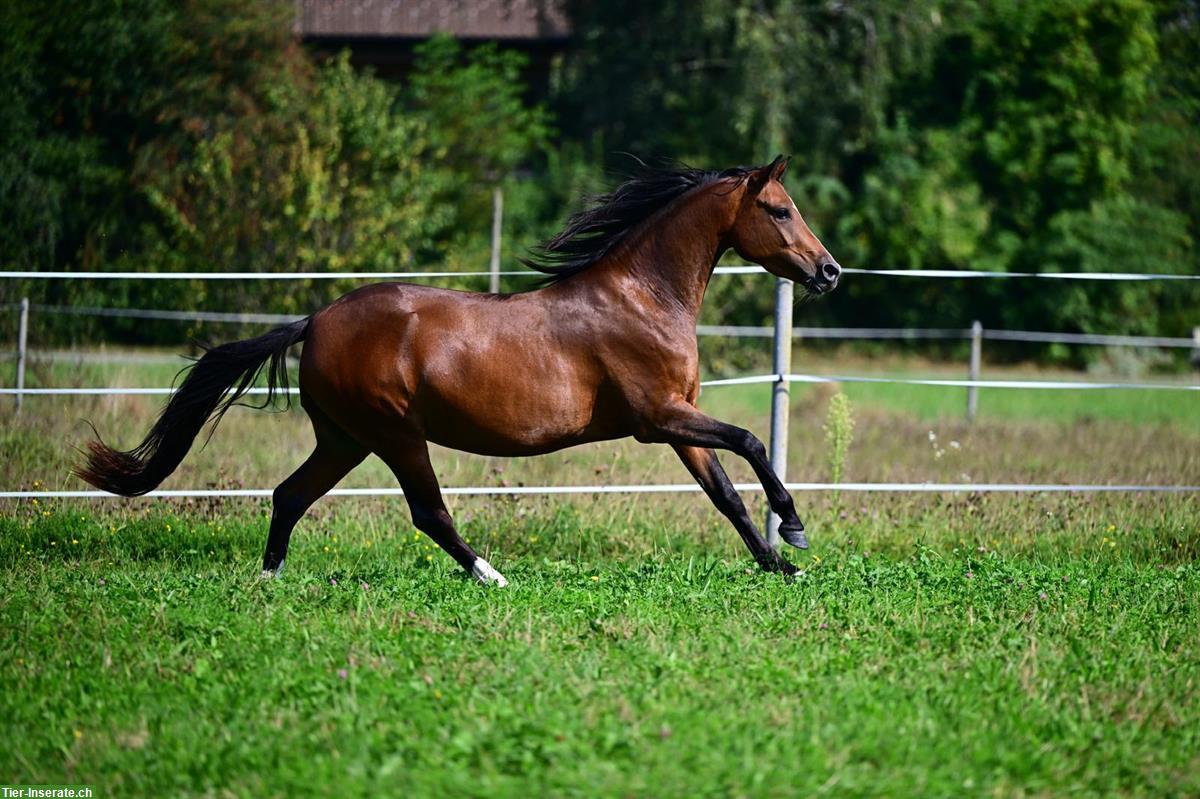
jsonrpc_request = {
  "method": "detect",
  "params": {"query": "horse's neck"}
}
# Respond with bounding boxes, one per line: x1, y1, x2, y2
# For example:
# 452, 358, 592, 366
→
594, 183, 739, 319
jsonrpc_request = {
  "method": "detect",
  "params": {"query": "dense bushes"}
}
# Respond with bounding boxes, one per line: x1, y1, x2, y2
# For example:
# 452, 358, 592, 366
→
556, 0, 1199, 352
0, 1, 555, 342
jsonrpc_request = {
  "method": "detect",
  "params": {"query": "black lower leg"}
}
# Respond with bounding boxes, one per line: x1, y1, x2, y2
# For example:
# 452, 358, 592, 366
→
262, 437, 366, 573
653, 406, 804, 531
410, 504, 478, 573
705, 426, 808, 544
379, 437, 485, 576
262, 481, 317, 572
674, 445, 798, 575
731, 430, 804, 530
263, 511, 298, 572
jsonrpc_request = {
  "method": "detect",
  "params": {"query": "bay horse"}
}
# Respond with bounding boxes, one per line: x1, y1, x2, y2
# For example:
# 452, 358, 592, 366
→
77, 156, 841, 585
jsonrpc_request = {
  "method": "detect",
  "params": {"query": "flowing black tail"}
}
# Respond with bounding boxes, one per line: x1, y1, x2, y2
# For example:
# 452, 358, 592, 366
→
76, 318, 310, 496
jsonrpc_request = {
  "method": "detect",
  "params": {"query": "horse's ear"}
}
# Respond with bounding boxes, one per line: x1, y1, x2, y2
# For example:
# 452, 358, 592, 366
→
769, 154, 790, 182
747, 155, 790, 196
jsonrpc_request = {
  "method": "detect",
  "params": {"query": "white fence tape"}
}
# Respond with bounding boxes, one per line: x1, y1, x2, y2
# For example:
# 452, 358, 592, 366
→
20, 303, 1195, 349
839, 268, 1200, 281
5, 268, 1196, 504
785, 373, 1200, 391
697, 325, 970, 340
1, 387, 218, 395
982, 329, 1195, 348
3, 372, 1198, 396
0, 267, 705, 279
0, 270, 535, 280
699, 373, 1200, 391
696, 324, 1196, 348
10, 350, 188, 364
1, 482, 1197, 500
18, 300, 1198, 351
4, 266, 1200, 281
31, 304, 303, 324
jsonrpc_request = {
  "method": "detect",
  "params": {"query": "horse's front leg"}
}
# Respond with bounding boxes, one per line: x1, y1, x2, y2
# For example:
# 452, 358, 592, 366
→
673, 445, 798, 573
639, 401, 809, 549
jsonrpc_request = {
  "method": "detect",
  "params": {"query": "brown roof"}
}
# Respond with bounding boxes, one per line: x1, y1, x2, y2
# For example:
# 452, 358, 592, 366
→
297, 0, 570, 40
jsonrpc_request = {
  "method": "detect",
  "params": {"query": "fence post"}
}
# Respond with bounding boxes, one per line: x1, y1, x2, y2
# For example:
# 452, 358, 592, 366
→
766, 277, 794, 547
15, 297, 29, 412
967, 320, 982, 422
489, 186, 504, 294
1191, 326, 1200, 370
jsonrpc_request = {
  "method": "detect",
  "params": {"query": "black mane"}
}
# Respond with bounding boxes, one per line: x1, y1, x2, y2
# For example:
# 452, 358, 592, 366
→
523, 160, 754, 283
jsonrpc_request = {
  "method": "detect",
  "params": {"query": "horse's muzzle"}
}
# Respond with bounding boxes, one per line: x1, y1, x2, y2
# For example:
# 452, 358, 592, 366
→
805, 259, 841, 295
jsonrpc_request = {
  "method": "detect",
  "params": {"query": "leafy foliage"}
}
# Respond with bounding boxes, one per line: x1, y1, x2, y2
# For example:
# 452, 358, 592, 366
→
557, 0, 1198, 356
1, 0, 1197, 359
0, 3, 551, 341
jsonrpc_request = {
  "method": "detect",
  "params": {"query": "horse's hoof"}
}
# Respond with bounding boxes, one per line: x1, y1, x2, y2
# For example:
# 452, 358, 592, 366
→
754, 552, 798, 576
471, 558, 508, 587
260, 559, 285, 580
778, 521, 809, 549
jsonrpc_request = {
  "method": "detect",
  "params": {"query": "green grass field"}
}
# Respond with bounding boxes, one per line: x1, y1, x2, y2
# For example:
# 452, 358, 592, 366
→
2, 349, 1198, 796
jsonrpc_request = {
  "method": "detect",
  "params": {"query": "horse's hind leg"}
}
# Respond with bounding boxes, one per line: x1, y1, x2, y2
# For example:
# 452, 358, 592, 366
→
375, 435, 507, 586
262, 411, 367, 576
674, 445, 798, 575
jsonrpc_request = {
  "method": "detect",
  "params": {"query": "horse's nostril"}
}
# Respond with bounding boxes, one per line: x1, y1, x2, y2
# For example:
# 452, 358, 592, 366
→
820, 261, 841, 282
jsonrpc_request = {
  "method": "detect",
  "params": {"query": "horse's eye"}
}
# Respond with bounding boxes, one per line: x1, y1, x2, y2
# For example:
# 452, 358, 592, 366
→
770, 207, 791, 221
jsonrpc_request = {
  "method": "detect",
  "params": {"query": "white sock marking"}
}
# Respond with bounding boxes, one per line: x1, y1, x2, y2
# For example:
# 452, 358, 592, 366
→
471, 558, 508, 587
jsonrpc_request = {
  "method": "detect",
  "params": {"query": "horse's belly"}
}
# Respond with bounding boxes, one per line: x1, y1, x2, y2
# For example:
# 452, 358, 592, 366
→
418, 363, 630, 456
424, 414, 603, 457
421, 393, 626, 456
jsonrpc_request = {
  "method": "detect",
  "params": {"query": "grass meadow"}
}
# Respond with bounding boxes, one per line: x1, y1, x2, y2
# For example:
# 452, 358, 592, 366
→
2, 347, 1198, 797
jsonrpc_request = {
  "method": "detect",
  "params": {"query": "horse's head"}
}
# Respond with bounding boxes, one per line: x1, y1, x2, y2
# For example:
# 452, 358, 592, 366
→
728, 155, 841, 296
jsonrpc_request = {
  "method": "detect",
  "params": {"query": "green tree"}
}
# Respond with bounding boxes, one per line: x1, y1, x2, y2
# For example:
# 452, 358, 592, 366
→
558, 0, 1197, 351
0, 2, 553, 344
928, 0, 1158, 232
403, 34, 554, 269
0, 0, 175, 270
556, 0, 937, 171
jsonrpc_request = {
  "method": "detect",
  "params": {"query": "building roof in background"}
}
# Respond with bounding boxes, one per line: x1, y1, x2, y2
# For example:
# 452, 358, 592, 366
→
297, 0, 570, 40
